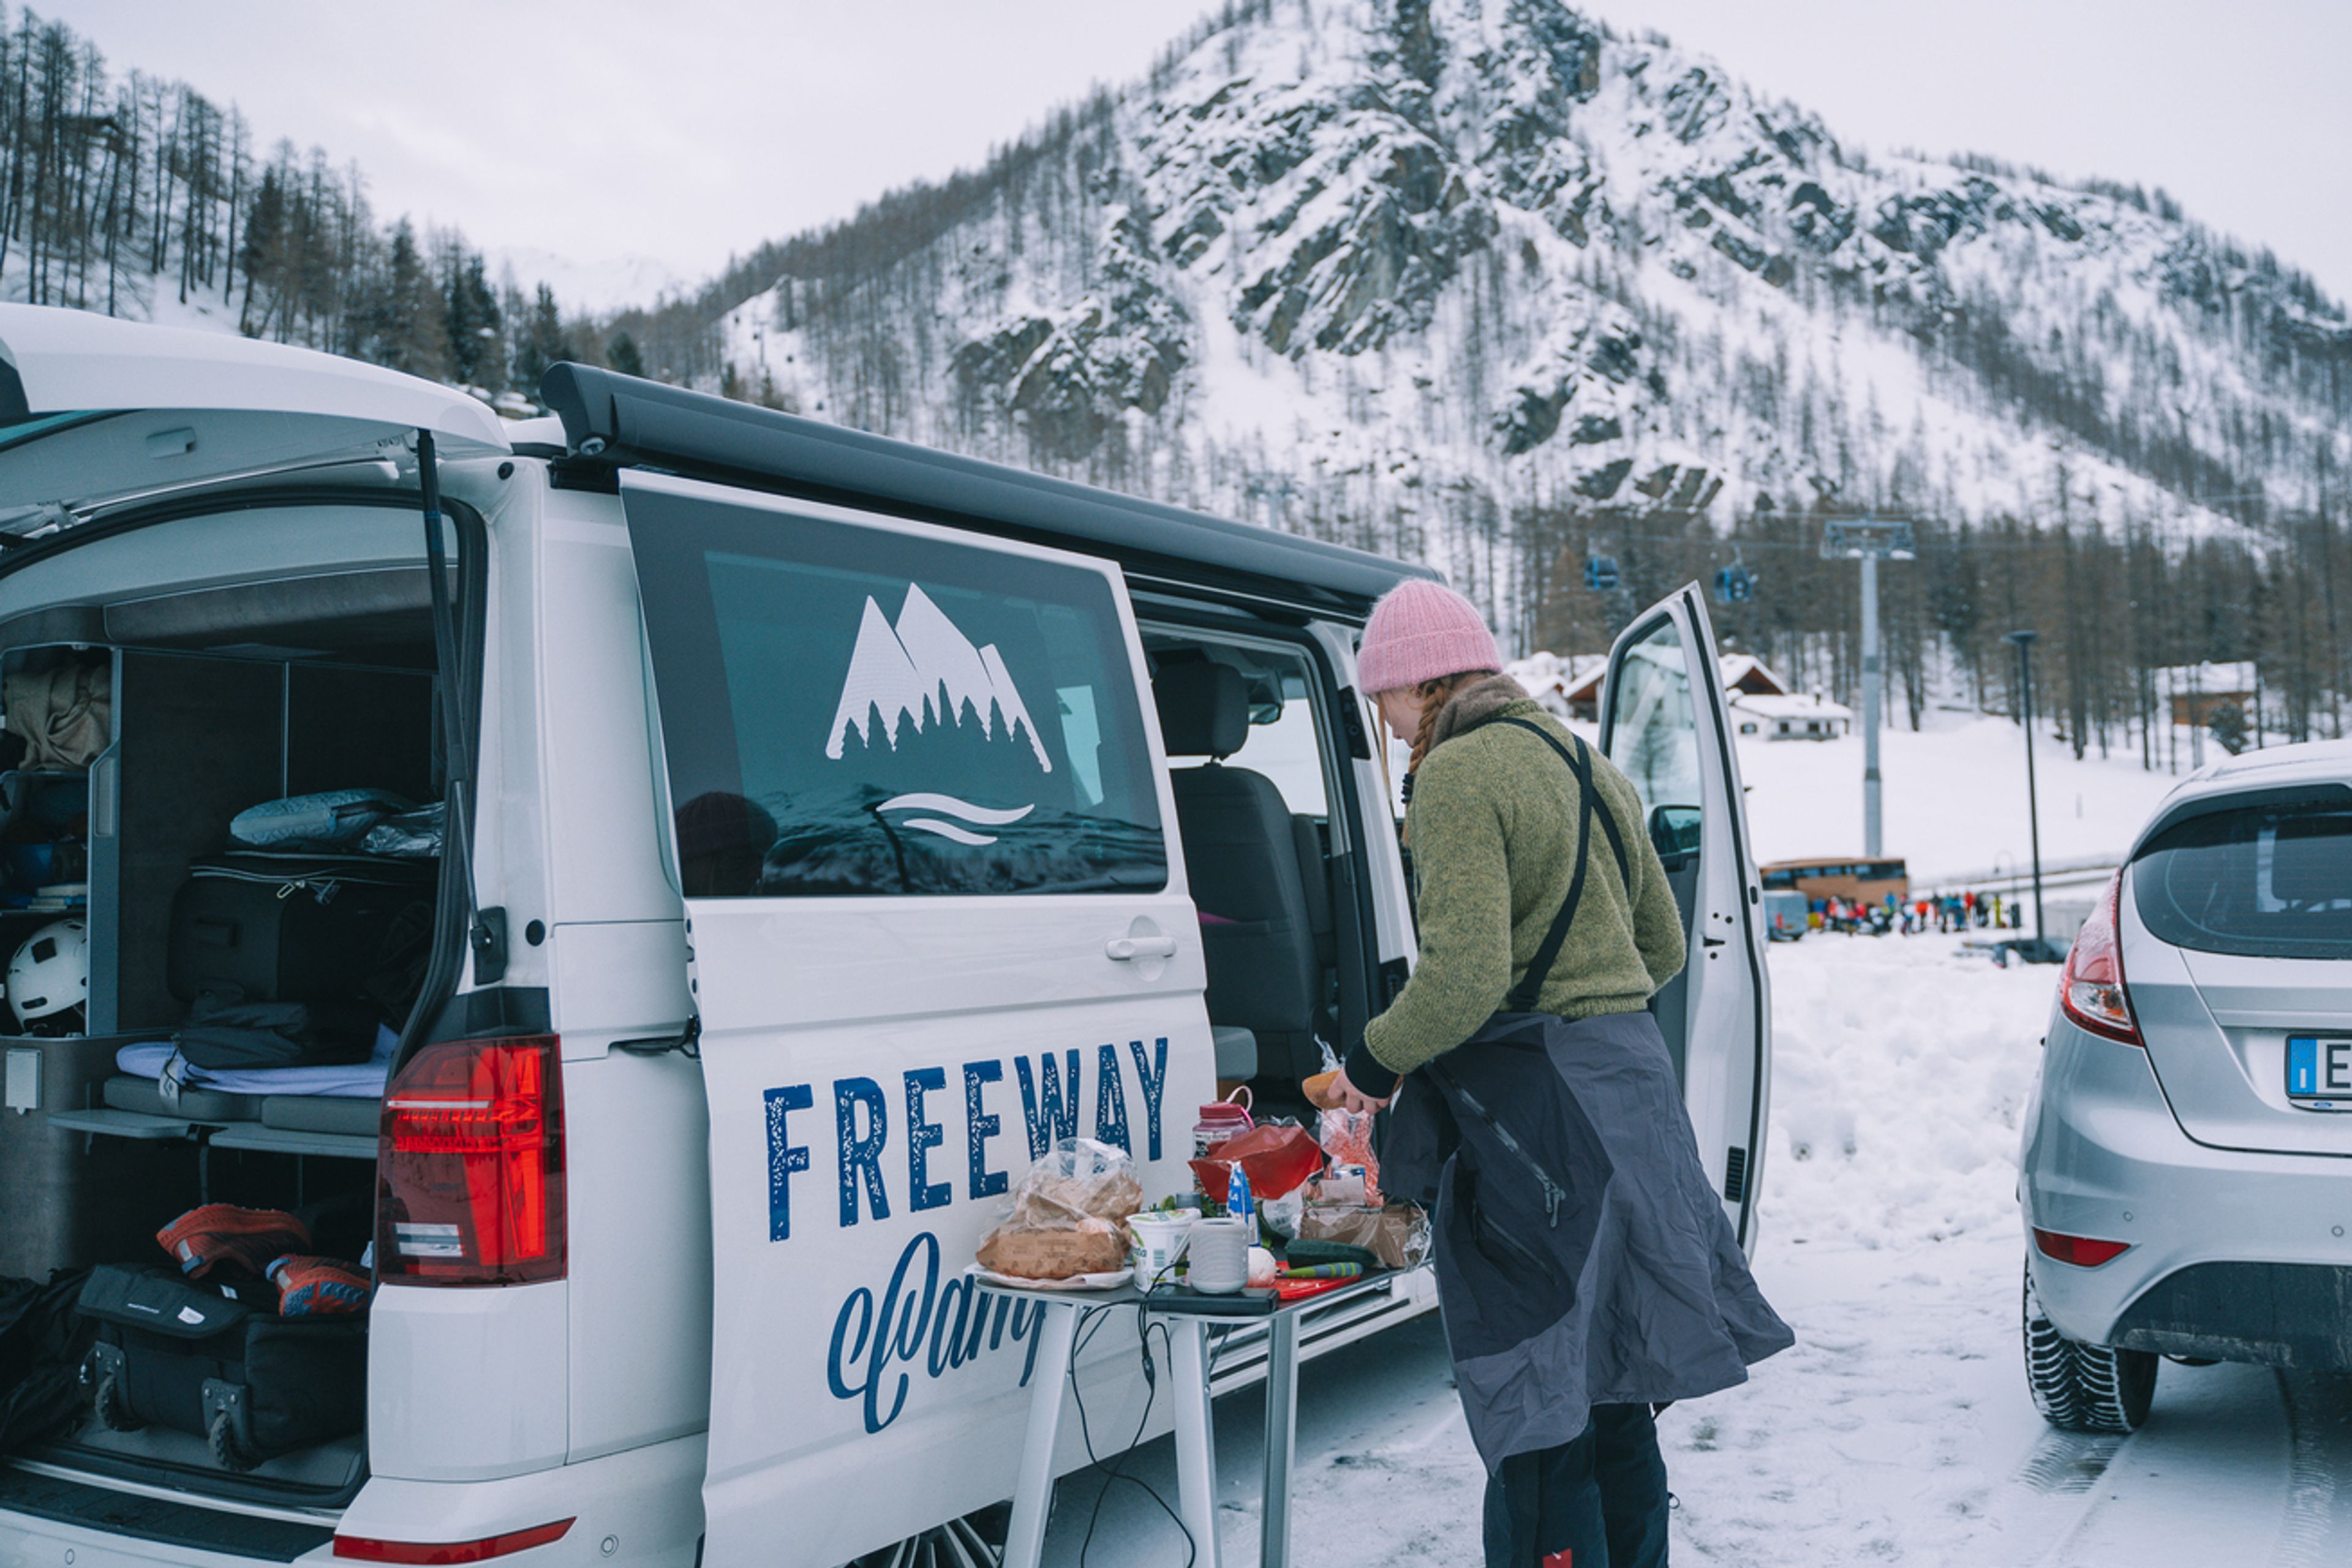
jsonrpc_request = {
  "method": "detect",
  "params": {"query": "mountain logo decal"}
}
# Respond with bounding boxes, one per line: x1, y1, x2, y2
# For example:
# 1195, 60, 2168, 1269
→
826, 583, 1050, 845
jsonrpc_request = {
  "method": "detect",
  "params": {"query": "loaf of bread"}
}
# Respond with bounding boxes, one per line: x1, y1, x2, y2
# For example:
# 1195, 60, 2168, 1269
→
976, 1216, 1129, 1280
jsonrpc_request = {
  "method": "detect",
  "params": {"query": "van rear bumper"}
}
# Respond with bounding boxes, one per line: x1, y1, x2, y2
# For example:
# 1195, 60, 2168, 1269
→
0, 1463, 333, 1564
0, 1434, 707, 1568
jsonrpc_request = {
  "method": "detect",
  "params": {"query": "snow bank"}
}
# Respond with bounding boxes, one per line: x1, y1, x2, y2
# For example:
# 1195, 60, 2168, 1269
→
1760, 932, 2053, 1251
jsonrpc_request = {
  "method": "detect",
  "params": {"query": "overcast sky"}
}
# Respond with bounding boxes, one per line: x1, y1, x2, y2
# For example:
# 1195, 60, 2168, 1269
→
47, 1, 2352, 306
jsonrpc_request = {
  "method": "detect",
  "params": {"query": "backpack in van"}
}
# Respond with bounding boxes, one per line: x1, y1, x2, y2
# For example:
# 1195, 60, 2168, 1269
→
0, 1268, 92, 1453
75, 1264, 366, 1472
167, 851, 436, 1018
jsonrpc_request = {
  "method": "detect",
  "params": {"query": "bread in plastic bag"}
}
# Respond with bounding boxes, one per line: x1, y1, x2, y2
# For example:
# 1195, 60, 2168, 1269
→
974, 1137, 1145, 1281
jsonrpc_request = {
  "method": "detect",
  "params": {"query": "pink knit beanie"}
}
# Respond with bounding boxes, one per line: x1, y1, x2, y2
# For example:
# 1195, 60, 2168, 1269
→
1357, 580, 1502, 693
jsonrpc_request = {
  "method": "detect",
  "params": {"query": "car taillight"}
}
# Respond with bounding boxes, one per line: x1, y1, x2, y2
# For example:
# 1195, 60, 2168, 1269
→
2034, 1228, 2131, 1268
377, 1035, 564, 1285
334, 1520, 573, 1563
2059, 871, 2141, 1046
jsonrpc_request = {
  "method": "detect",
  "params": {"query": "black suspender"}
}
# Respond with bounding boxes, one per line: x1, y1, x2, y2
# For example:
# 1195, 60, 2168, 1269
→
1490, 717, 1633, 1014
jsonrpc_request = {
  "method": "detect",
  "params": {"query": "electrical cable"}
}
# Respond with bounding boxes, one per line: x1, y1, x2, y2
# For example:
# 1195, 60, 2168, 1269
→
1065, 1303, 1199, 1568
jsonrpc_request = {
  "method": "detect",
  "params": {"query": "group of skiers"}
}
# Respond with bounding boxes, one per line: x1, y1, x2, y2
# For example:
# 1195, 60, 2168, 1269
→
1816, 890, 2024, 937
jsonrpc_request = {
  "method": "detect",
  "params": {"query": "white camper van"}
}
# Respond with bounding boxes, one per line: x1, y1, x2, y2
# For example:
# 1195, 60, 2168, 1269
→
0, 306, 1771, 1568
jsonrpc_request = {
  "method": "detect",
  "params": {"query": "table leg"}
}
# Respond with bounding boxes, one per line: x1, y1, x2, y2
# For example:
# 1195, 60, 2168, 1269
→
1001, 1300, 1080, 1568
1260, 1312, 1300, 1568
1167, 1318, 1222, 1568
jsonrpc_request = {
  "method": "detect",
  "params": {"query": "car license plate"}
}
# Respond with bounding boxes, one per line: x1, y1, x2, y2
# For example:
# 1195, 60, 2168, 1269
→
2286, 1036, 2352, 1107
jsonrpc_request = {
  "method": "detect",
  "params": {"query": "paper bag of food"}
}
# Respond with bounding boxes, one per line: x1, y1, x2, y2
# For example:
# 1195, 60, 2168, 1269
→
1295, 1202, 1430, 1270
974, 1137, 1145, 1281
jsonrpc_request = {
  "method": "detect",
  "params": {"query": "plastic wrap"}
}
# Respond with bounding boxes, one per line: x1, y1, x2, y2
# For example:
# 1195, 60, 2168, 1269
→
360, 803, 446, 859
1314, 1106, 1382, 1207
974, 1137, 1144, 1281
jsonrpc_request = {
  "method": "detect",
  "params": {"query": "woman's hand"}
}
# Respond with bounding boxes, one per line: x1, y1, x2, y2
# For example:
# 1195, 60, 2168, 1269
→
1323, 1064, 1391, 1115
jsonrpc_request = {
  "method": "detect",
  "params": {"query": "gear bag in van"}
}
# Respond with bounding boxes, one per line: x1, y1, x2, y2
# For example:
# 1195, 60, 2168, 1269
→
167, 851, 436, 1016
75, 1264, 366, 1472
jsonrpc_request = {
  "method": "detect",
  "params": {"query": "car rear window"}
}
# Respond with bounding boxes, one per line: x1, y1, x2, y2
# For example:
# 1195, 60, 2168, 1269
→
2132, 791, 2352, 960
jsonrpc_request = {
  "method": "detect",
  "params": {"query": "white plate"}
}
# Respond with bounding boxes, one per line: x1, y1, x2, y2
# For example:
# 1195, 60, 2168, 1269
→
966, 1264, 1132, 1292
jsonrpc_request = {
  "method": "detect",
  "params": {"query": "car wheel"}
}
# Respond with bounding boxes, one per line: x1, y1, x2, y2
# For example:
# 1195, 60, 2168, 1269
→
2023, 1264, 2157, 1433
846, 1506, 1006, 1568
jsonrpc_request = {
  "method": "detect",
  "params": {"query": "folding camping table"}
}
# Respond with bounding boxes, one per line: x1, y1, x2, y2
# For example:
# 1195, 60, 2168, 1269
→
992, 1269, 1411, 1568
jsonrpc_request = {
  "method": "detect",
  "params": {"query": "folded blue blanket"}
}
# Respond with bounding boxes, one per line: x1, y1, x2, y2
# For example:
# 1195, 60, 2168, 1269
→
116, 1024, 396, 1099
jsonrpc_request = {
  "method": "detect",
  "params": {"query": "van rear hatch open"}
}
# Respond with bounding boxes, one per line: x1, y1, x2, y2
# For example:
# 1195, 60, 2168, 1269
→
0, 305, 508, 530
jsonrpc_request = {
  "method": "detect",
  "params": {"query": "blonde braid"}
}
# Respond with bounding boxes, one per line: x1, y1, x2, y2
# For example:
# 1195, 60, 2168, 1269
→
1405, 671, 1484, 777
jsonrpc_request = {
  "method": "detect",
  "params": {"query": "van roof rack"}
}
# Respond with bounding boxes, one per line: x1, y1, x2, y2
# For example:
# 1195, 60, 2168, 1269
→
537, 363, 1436, 619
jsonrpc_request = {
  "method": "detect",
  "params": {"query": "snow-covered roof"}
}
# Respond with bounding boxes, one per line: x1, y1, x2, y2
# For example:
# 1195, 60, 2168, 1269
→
1506, 650, 1608, 697
1717, 653, 1789, 695
1513, 649, 1790, 703
1733, 692, 1853, 722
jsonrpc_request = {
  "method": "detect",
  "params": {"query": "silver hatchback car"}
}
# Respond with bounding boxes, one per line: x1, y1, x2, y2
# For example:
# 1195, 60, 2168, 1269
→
2019, 739, 2352, 1431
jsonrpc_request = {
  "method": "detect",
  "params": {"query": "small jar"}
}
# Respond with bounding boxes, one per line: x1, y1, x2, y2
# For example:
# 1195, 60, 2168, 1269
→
1191, 1099, 1253, 1161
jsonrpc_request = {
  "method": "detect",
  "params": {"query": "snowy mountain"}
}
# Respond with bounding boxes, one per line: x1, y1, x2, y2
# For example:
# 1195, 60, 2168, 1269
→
828, 584, 1052, 772
628, 0, 2351, 630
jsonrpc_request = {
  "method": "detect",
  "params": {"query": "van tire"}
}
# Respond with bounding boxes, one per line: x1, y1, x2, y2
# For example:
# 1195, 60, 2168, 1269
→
848, 1507, 1005, 1567
2024, 1265, 2157, 1433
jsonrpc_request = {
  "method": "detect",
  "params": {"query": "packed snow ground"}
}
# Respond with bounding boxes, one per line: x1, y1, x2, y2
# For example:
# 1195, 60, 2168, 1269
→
1037, 933, 2352, 1567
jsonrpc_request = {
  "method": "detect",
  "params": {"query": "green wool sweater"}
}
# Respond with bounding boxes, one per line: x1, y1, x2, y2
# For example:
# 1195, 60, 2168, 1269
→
1349, 679, 1687, 1091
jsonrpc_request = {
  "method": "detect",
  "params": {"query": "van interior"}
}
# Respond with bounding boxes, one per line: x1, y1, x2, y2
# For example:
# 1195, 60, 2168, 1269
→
0, 540, 448, 1508
1142, 627, 1378, 1119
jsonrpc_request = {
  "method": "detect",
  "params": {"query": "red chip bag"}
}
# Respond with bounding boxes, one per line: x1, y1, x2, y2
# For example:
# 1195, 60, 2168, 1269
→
1187, 1121, 1324, 1202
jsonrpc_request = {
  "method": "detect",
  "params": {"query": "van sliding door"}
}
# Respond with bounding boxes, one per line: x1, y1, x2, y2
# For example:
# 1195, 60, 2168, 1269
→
621, 473, 1207, 1566
1599, 586, 1771, 1250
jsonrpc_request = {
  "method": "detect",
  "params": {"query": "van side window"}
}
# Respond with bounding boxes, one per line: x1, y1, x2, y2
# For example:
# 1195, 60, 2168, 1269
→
631, 496, 1166, 897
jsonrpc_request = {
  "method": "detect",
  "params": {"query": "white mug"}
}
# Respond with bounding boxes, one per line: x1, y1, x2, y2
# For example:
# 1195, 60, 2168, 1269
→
1186, 1216, 1252, 1294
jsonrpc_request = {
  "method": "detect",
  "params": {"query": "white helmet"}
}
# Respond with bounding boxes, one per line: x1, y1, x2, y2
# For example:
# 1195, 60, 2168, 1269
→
7, 918, 86, 1026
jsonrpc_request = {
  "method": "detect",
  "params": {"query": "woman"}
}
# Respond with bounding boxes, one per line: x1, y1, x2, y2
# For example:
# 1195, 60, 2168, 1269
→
1322, 580, 1792, 1568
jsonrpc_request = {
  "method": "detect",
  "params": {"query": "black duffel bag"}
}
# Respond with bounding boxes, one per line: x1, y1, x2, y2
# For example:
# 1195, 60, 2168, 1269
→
172, 996, 382, 1071
167, 852, 436, 1013
75, 1265, 366, 1471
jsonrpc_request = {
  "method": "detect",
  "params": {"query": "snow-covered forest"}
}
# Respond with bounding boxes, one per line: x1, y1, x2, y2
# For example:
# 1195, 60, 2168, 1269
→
8, 0, 2351, 756
0, 4, 603, 400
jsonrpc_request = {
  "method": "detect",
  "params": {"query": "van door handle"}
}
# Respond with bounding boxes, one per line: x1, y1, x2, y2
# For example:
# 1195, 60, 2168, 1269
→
1107, 935, 1178, 961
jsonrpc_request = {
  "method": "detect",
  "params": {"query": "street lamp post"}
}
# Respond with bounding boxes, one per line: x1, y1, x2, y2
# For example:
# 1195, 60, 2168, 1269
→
2004, 629, 2052, 960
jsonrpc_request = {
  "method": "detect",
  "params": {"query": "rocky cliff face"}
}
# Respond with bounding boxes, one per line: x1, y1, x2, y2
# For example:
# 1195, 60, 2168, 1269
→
702, 0, 2351, 620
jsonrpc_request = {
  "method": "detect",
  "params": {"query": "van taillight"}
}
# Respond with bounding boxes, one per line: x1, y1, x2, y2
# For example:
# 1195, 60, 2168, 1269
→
2059, 872, 2141, 1047
377, 1035, 565, 1285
